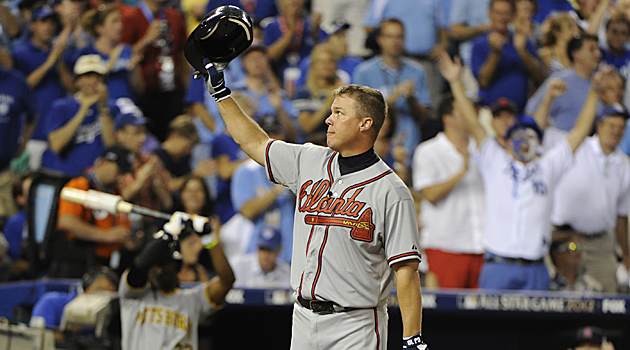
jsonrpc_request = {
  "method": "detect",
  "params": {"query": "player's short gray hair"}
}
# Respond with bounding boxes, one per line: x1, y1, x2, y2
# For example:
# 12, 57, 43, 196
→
333, 84, 387, 141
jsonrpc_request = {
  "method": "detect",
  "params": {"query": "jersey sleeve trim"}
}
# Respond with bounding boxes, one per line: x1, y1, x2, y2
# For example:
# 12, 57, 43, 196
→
387, 251, 422, 266
265, 139, 278, 184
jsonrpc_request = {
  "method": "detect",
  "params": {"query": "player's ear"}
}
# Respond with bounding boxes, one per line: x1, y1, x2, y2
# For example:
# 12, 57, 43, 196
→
359, 117, 373, 132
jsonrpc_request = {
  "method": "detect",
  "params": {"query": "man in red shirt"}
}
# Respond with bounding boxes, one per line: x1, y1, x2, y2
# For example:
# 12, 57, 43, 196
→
120, 0, 189, 141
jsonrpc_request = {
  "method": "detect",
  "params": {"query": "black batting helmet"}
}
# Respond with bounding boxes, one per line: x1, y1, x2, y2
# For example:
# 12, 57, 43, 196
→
185, 5, 254, 73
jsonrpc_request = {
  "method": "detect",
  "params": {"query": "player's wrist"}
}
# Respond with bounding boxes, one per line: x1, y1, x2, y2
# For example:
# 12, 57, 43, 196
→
403, 333, 428, 349
211, 86, 231, 102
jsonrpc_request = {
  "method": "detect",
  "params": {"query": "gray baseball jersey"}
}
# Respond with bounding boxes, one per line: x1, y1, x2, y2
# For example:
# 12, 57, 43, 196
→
264, 140, 421, 308
119, 270, 217, 350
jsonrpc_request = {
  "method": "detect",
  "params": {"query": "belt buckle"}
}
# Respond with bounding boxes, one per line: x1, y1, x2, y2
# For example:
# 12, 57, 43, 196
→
310, 301, 333, 315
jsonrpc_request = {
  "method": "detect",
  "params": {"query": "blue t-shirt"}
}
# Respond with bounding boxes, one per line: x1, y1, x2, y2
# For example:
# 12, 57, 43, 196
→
364, 0, 446, 55
525, 69, 598, 131
205, 0, 277, 20
2, 210, 26, 260
211, 133, 248, 223
69, 44, 136, 102
601, 48, 630, 81
264, 16, 318, 76
31, 290, 78, 329
471, 33, 539, 111
12, 42, 67, 141
41, 97, 119, 176
533, 0, 573, 24
450, 0, 491, 66
0, 68, 35, 170
353, 56, 431, 157
231, 161, 294, 263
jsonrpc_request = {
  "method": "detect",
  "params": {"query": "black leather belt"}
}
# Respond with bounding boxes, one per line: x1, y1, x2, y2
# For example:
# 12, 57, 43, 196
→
485, 256, 544, 266
297, 296, 357, 315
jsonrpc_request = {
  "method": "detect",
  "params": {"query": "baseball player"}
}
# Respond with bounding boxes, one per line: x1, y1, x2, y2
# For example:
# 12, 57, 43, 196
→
197, 63, 426, 350
119, 213, 235, 350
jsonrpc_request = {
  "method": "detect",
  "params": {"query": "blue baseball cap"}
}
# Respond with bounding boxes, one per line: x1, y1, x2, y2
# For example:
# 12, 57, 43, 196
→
114, 112, 147, 130
257, 226, 282, 250
504, 115, 543, 141
31, 5, 56, 22
598, 103, 630, 122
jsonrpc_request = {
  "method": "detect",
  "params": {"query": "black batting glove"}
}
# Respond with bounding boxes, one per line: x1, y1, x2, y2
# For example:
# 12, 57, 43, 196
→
193, 59, 231, 102
403, 333, 428, 350
133, 231, 178, 270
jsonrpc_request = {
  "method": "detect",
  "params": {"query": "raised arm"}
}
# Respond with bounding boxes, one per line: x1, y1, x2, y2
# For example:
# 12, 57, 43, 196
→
585, 0, 610, 35
203, 218, 235, 305
202, 64, 270, 166
565, 88, 598, 153
438, 51, 487, 147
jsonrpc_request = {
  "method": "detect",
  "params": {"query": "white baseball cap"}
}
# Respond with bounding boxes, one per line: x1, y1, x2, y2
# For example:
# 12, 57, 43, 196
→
74, 54, 107, 76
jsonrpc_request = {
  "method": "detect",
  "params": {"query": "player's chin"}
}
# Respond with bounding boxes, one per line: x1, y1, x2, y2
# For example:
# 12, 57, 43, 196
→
326, 135, 335, 148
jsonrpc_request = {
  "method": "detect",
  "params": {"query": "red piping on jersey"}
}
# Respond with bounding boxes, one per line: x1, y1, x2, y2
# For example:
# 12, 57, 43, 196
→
311, 226, 330, 299
309, 169, 394, 298
338, 169, 393, 198
387, 251, 422, 264
265, 140, 278, 184
298, 225, 316, 297
327, 152, 336, 185
298, 273, 305, 297
373, 308, 380, 350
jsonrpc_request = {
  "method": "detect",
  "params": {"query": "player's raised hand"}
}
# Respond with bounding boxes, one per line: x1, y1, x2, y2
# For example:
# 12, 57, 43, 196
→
163, 211, 192, 237
198, 61, 232, 102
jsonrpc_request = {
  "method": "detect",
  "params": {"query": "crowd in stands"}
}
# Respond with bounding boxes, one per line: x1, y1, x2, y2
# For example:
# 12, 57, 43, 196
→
3, 0, 630, 315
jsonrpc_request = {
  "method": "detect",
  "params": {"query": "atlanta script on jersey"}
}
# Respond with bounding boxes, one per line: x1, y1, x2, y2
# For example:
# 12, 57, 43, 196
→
264, 140, 421, 308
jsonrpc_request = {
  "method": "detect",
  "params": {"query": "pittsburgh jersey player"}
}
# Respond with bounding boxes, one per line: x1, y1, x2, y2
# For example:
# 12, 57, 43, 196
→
119, 213, 235, 350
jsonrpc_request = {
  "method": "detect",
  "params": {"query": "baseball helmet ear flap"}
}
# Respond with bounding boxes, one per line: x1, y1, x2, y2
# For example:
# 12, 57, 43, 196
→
185, 5, 253, 73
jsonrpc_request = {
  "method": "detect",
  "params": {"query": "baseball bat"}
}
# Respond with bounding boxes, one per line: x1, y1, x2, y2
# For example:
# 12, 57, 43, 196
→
59, 188, 217, 247
60, 187, 172, 220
